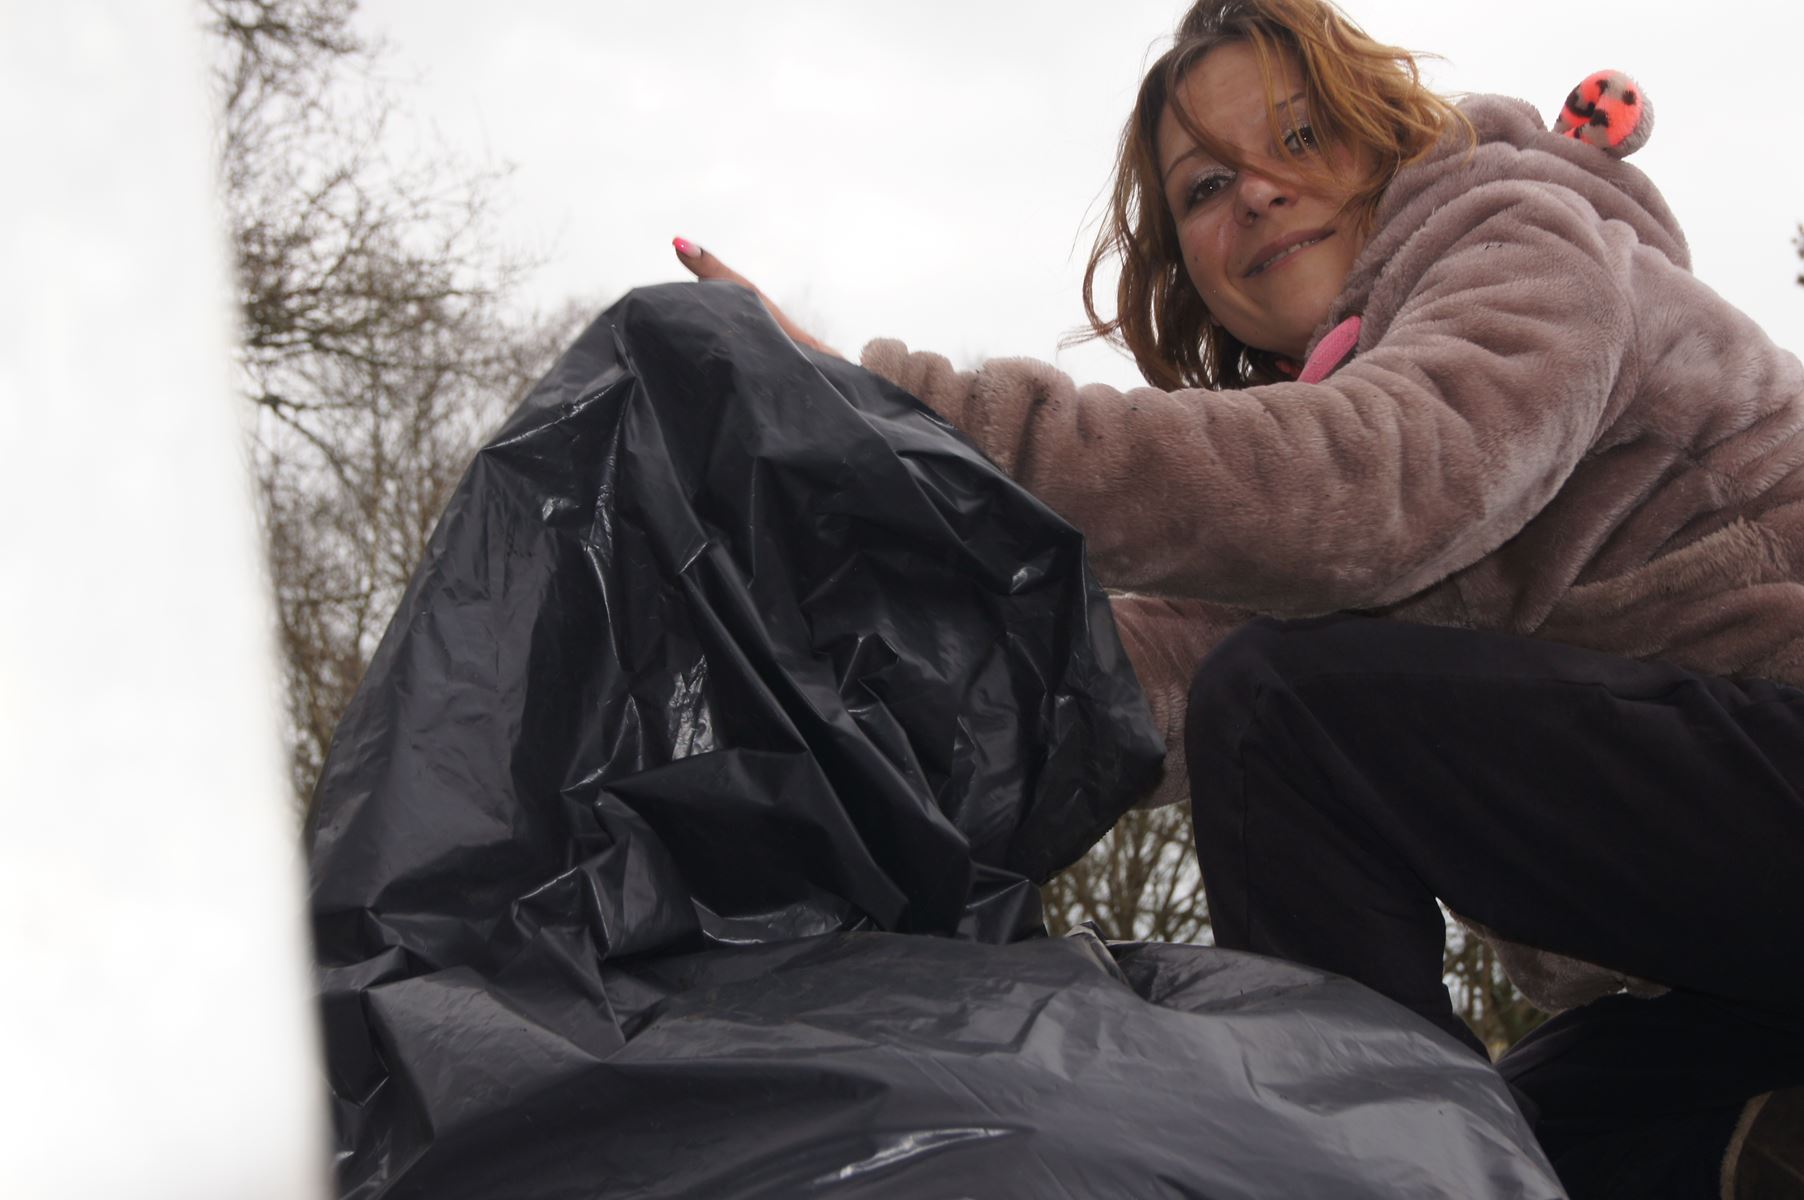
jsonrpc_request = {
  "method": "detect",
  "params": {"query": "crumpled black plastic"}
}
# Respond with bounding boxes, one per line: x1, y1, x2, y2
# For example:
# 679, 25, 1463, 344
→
306, 283, 1564, 1198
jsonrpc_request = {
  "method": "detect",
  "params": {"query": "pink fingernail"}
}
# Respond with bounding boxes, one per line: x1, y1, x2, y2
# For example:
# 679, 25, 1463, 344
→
672, 236, 702, 258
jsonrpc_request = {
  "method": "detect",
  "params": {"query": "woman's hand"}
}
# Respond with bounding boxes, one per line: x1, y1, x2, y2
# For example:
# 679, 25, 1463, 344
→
672, 237, 844, 359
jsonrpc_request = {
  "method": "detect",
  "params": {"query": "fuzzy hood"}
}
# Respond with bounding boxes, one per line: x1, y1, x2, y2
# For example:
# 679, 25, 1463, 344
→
1327, 93, 1690, 343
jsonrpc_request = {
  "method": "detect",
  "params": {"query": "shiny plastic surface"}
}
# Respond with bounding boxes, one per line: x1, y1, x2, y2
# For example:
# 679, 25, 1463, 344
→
307, 284, 1564, 1198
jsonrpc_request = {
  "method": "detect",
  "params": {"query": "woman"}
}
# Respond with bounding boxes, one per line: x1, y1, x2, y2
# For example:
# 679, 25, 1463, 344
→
676, 0, 1804, 1193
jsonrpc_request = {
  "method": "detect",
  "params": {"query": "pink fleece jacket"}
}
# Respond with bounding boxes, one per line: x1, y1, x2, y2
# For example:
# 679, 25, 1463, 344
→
860, 94, 1804, 1010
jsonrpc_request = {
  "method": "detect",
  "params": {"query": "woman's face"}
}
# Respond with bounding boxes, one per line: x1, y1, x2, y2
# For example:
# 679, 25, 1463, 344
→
1156, 41, 1366, 363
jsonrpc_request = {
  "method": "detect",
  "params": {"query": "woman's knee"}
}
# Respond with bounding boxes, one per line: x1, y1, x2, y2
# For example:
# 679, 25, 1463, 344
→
1184, 614, 1367, 743
1183, 613, 1390, 825
1182, 616, 1319, 829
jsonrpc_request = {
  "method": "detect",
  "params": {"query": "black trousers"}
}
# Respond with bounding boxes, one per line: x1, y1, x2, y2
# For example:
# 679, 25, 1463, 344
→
1184, 615, 1804, 1198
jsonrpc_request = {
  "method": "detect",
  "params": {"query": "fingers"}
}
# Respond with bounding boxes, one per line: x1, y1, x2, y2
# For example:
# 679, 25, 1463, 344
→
669, 236, 845, 359
671, 237, 753, 290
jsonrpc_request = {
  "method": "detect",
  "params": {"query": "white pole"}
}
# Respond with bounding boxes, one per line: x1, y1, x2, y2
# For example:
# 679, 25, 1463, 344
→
0, 9, 329, 1199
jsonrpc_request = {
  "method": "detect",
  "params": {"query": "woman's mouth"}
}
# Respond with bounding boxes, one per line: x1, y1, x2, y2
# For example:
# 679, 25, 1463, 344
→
1246, 231, 1333, 278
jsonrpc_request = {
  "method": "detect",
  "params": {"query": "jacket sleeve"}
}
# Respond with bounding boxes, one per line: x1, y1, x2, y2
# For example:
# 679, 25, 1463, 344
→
862, 180, 1635, 613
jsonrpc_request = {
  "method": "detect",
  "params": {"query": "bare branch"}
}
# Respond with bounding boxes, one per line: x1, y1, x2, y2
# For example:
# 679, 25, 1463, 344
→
205, 0, 586, 812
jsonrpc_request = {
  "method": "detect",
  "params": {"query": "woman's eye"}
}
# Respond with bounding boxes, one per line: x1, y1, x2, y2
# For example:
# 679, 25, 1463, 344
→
1281, 123, 1318, 155
1184, 171, 1232, 209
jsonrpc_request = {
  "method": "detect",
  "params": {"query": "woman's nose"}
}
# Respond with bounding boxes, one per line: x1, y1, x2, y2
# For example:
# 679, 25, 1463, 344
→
1234, 169, 1291, 220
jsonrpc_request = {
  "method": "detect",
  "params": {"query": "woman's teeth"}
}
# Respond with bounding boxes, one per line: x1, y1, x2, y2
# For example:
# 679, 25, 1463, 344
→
1253, 235, 1327, 276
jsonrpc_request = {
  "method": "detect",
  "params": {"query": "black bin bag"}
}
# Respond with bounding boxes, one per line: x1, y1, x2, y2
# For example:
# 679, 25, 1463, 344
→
307, 283, 1564, 1198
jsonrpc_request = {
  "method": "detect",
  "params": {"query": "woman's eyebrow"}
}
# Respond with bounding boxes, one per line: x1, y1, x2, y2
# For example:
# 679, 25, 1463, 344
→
1162, 147, 1217, 187
1161, 91, 1309, 186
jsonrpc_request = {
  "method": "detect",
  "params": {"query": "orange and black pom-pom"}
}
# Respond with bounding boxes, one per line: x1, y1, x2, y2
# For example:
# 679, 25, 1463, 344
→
1552, 70, 1652, 158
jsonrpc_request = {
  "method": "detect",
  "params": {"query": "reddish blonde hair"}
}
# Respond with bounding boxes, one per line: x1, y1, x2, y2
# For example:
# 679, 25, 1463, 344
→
1081, 0, 1470, 389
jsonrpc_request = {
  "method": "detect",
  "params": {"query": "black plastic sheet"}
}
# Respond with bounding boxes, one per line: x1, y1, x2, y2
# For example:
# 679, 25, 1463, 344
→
307, 283, 1564, 1198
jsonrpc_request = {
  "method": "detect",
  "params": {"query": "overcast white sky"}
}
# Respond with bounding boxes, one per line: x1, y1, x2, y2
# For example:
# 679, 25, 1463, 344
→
363, 0, 1803, 389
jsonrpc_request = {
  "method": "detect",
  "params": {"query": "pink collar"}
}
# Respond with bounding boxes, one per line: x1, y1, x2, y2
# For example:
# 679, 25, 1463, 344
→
1297, 315, 1363, 384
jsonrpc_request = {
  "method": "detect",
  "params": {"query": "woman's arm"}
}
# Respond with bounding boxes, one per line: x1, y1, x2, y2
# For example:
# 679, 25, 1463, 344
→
867, 180, 1636, 613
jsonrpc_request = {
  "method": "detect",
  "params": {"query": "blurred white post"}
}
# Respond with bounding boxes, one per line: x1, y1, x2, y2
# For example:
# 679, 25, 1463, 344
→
0, 9, 328, 1200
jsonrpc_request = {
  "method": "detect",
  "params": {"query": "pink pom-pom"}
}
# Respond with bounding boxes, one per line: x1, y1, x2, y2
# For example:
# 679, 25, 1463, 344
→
1552, 69, 1652, 158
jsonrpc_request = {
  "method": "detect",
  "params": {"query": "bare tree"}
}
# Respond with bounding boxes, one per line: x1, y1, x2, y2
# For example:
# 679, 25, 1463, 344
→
1442, 912, 1549, 1057
205, 0, 585, 808
1043, 804, 1210, 943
